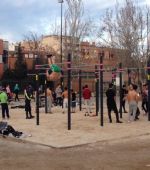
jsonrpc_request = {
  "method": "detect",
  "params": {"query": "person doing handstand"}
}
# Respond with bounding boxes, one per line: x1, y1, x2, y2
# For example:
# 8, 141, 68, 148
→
46, 54, 62, 81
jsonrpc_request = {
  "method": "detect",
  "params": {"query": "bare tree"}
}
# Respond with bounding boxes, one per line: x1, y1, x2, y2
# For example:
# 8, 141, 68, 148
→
98, 0, 150, 68
64, 0, 92, 63
23, 32, 57, 69
23, 31, 41, 51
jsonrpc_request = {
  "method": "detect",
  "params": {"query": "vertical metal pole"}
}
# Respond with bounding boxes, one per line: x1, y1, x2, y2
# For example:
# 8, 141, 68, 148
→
36, 74, 39, 125
45, 80, 48, 113
128, 69, 131, 85
99, 53, 104, 126
119, 63, 123, 119
79, 70, 82, 111
147, 61, 150, 121
67, 54, 71, 130
95, 65, 99, 116
60, 1, 63, 90
112, 68, 114, 84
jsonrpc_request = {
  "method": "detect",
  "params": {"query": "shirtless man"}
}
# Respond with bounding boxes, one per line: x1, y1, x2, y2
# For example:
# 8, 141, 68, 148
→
46, 54, 62, 81
62, 87, 68, 113
126, 84, 139, 122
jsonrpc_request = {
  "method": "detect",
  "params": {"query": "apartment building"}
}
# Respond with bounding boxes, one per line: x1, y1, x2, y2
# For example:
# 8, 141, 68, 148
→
0, 39, 9, 78
0, 35, 125, 91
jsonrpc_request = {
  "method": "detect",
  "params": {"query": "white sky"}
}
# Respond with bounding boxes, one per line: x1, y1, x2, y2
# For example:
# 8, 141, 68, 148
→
0, 0, 149, 42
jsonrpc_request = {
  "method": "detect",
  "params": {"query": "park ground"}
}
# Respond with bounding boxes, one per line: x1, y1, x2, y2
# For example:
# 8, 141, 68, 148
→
0, 98, 150, 169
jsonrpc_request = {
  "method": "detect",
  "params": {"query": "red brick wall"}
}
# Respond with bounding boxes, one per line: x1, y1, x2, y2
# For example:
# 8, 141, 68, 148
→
0, 39, 3, 55
25, 58, 34, 70
0, 63, 3, 78
8, 57, 17, 69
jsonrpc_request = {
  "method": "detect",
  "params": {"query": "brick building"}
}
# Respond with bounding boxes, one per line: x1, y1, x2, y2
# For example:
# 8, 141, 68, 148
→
0, 35, 125, 91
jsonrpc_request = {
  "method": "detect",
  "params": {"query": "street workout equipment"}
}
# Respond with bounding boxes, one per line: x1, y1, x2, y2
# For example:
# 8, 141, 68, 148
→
31, 53, 150, 129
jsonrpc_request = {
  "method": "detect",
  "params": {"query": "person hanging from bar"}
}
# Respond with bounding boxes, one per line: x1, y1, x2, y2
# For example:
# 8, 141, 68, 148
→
46, 54, 62, 81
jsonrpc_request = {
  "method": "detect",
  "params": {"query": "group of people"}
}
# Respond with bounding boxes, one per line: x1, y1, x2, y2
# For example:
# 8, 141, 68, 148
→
45, 84, 77, 114
106, 83, 148, 123
0, 83, 20, 120
0, 52, 149, 125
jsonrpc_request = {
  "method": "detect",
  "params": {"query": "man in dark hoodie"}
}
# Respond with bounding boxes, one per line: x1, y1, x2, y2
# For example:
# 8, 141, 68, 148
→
106, 83, 122, 123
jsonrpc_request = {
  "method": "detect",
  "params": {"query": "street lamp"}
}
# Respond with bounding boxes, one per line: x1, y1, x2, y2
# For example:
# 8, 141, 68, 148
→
58, 0, 63, 64
58, 0, 64, 92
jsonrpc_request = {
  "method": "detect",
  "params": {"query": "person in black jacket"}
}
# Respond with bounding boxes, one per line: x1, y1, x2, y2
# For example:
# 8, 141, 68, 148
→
120, 85, 128, 113
106, 83, 122, 123
24, 86, 34, 119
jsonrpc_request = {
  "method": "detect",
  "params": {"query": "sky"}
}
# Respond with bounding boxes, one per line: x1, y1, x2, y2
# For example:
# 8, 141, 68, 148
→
0, 0, 150, 42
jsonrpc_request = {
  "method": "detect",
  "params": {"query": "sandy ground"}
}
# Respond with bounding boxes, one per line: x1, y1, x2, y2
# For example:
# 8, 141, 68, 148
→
1, 98, 150, 148
0, 98, 150, 169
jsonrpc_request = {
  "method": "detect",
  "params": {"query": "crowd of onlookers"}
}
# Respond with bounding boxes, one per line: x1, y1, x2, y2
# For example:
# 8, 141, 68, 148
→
0, 82, 149, 124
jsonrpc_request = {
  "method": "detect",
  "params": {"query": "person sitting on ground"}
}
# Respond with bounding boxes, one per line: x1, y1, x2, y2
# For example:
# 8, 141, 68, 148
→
46, 54, 62, 81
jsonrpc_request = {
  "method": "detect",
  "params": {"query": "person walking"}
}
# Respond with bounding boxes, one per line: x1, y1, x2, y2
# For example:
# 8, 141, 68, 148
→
24, 85, 34, 119
126, 84, 139, 122
83, 85, 92, 116
6, 84, 12, 102
62, 87, 68, 113
120, 84, 128, 113
0, 88, 10, 119
13, 83, 20, 101
46, 87, 53, 113
106, 83, 122, 123
141, 84, 148, 115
